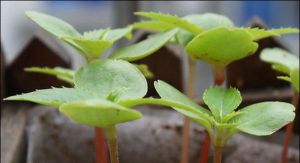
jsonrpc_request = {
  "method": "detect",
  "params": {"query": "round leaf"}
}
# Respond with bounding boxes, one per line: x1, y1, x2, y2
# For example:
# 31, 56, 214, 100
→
203, 86, 242, 121
75, 59, 147, 102
59, 99, 142, 128
236, 102, 295, 136
260, 48, 299, 75
183, 13, 234, 31
185, 27, 258, 67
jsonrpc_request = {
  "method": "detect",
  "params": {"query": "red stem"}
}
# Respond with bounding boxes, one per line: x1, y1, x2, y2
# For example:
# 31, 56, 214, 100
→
281, 92, 299, 163
95, 127, 109, 163
199, 67, 225, 163
181, 57, 196, 163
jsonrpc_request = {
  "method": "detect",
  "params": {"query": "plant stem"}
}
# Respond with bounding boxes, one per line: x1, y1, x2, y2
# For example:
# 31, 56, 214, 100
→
106, 126, 119, 163
213, 146, 223, 163
281, 91, 299, 163
199, 66, 225, 163
181, 56, 197, 163
95, 128, 109, 163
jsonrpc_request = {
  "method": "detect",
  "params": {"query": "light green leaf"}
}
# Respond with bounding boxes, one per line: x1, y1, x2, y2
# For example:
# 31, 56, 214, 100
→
186, 27, 258, 67
102, 26, 133, 42
175, 29, 195, 46
235, 102, 295, 136
154, 80, 210, 115
4, 88, 86, 107
61, 36, 112, 60
175, 13, 234, 46
118, 97, 213, 133
60, 99, 142, 128
25, 67, 74, 84
203, 86, 242, 121
83, 29, 108, 40
74, 59, 147, 102
277, 76, 291, 82
109, 29, 178, 61
135, 12, 203, 34
244, 27, 299, 41
183, 13, 234, 31
133, 20, 175, 32
26, 11, 80, 37
133, 64, 154, 79
260, 48, 299, 75
291, 68, 299, 92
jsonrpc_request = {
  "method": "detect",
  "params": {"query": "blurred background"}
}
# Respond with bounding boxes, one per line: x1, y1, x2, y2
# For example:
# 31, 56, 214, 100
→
1, 1, 299, 96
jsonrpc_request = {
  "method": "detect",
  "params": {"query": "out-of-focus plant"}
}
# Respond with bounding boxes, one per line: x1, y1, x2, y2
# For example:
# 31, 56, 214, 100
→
260, 48, 299, 163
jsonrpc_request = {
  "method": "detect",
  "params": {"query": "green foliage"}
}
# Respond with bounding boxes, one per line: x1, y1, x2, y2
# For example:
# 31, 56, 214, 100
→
25, 67, 74, 84
135, 12, 203, 34
109, 29, 178, 61
233, 102, 295, 136
60, 99, 142, 128
203, 86, 242, 122
135, 11, 299, 67
260, 48, 299, 92
153, 81, 295, 146
185, 27, 258, 67
5, 60, 148, 127
26, 11, 132, 61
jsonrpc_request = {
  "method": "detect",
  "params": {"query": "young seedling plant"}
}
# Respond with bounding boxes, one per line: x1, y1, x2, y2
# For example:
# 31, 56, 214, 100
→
19, 11, 178, 163
5, 59, 151, 163
134, 11, 299, 163
150, 81, 295, 163
260, 48, 299, 163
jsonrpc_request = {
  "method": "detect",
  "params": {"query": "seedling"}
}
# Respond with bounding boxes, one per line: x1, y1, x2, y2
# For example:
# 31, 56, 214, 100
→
22, 11, 178, 163
134, 11, 299, 163
151, 81, 294, 163
260, 48, 299, 163
5, 60, 151, 163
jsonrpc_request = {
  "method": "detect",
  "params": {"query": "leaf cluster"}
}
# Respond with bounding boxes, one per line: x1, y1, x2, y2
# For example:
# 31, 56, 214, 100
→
134, 12, 299, 67
260, 48, 299, 92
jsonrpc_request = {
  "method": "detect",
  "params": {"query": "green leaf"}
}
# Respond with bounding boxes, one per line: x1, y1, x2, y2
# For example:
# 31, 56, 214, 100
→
203, 86, 242, 121
175, 29, 195, 46
4, 88, 87, 107
83, 29, 108, 40
235, 102, 295, 136
74, 59, 147, 102
185, 27, 258, 67
25, 67, 74, 84
291, 68, 299, 92
183, 13, 234, 31
118, 97, 213, 134
59, 99, 142, 128
277, 76, 291, 82
26, 11, 80, 37
133, 20, 175, 32
154, 80, 210, 115
109, 29, 178, 61
260, 48, 299, 75
133, 64, 154, 79
135, 12, 203, 34
61, 36, 112, 60
102, 26, 133, 42
244, 27, 299, 41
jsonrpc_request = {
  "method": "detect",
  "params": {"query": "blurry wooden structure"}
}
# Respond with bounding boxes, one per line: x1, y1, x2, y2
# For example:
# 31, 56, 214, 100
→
132, 30, 184, 97
1, 44, 5, 100
5, 31, 71, 96
226, 17, 299, 133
